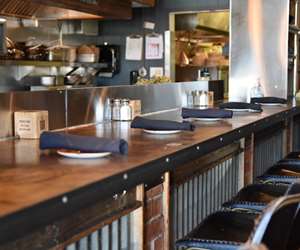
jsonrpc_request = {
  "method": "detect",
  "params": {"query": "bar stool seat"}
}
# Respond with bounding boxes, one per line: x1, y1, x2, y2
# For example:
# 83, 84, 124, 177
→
285, 151, 300, 160
176, 192, 300, 250
257, 163, 300, 184
223, 183, 289, 212
176, 211, 257, 249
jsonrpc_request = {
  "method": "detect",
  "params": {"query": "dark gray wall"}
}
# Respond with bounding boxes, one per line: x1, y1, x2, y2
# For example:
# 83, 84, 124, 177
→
96, 0, 229, 86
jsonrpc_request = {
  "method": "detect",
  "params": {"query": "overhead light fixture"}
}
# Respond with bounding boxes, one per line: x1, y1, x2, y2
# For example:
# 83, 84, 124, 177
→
0, 17, 7, 24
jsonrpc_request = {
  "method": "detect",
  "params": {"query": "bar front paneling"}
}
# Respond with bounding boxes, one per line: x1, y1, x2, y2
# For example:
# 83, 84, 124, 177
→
171, 143, 242, 247
293, 114, 300, 151
253, 122, 285, 178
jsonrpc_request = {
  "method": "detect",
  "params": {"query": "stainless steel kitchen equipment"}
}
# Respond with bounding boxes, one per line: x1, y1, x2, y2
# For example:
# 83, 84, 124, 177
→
97, 45, 120, 78
230, 0, 289, 101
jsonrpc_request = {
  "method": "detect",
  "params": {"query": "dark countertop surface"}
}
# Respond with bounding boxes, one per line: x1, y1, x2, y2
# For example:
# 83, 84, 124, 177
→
0, 104, 299, 243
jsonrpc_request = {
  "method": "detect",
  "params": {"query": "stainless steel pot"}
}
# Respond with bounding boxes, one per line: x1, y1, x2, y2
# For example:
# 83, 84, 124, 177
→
40, 76, 56, 86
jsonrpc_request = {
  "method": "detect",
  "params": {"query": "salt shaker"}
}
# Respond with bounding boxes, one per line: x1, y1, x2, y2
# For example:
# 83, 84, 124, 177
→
120, 99, 132, 121
193, 90, 201, 106
199, 91, 208, 107
112, 99, 121, 121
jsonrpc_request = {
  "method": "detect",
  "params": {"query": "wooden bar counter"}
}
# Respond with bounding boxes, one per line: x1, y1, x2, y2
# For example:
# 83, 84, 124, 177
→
0, 104, 299, 248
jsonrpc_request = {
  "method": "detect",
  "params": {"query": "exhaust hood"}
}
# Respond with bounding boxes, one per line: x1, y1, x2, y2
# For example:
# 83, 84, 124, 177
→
175, 11, 229, 36
0, 0, 132, 20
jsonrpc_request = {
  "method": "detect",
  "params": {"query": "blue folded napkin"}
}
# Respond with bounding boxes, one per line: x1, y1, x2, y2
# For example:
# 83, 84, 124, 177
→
40, 132, 128, 155
182, 108, 233, 119
219, 102, 262, 112
251, 97, 287, 104
131, 116, 195, 131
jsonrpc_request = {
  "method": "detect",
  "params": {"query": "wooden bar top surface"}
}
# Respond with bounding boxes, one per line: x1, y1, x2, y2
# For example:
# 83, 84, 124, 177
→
0, 105, 297, 222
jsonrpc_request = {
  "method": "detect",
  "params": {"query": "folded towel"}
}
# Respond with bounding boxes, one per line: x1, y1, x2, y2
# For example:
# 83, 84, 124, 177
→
40, 132, 128, 155
182, 108, 233, 119
219, 102, 262, 112
131, 116, 194, 131
251, 97, 287, 104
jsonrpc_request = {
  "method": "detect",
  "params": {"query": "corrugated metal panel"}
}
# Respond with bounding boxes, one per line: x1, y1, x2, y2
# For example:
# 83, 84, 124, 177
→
253, 129, 284, 178
65, 213, 132, 250
171, 155, 240, 243
293, 116, 300, 151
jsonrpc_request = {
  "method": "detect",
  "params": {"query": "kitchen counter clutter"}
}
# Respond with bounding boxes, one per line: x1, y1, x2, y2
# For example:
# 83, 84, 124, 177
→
0, 104, 299, 247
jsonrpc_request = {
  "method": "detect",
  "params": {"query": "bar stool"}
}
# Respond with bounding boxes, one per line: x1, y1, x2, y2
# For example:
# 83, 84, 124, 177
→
176, 193, 300, 250
257, 163, 300, 184
284, 151, 300, 160
222, 183, 290, 212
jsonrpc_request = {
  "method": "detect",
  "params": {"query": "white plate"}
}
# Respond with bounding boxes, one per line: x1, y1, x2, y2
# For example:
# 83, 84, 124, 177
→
194, 118, 222, 122
258, 103, 285, 106
57, 150, 111, 159
225, 108, 250, 112
143, 129, 181, 135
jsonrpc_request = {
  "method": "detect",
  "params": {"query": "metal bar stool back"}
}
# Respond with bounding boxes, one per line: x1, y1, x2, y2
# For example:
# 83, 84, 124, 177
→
176, 194, 300, 250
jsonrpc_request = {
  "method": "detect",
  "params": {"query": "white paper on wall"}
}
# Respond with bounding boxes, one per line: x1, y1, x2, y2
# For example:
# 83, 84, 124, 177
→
145, 34, 164, 60
125, 36, 143, 61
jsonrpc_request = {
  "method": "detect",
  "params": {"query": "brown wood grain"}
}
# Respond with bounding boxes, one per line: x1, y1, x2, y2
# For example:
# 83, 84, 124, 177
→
133, 0, 155, 7
32, 0, 132, 19
0, 105, 293, 222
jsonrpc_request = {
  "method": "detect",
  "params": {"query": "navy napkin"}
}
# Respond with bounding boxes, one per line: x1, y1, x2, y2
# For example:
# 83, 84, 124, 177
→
219, 102, 262, 112
131, 116, 194, 131
182, 108, 233, 119
251, 97, 287, 104
40, 132, 128, 155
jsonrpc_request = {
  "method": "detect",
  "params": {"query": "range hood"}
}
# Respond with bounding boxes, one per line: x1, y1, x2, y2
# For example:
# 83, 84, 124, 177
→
0, 0, 132, 20
175, 11, 229, 36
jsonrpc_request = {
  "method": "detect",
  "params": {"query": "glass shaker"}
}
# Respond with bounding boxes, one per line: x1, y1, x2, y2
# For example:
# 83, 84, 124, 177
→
186, 91, 194, 107
112, 99, 121, 121
200, 91, 208, 107
120, 99, 132, 121
104, 98, 113, 120
193, 90, 201, 106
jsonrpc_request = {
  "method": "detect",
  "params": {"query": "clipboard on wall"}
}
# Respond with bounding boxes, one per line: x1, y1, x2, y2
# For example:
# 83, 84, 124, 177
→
125, 34, 143, 61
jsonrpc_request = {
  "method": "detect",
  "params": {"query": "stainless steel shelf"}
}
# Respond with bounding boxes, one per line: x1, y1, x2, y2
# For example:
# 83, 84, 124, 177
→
0, 60, 108, 68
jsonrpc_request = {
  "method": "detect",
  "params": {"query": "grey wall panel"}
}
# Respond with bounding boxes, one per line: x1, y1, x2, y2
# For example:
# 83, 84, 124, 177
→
230, 0, 289, 101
